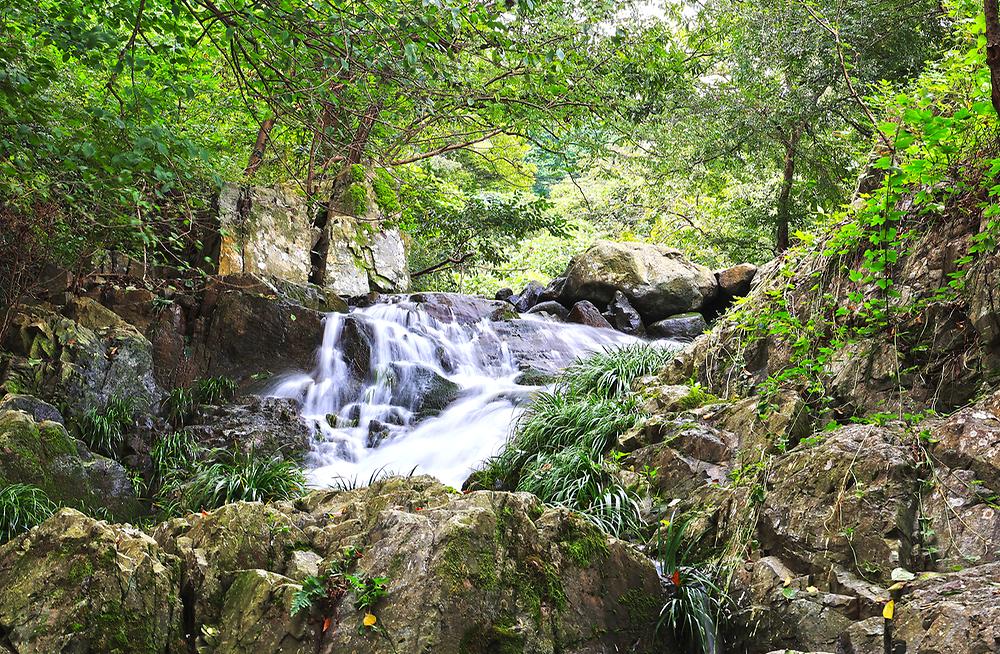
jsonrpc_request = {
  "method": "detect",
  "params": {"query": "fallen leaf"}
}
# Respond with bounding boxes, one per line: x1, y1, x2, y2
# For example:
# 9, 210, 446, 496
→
322, 617, 332, 632
883, 599, 895, 620
363, 613, 377, 627
806, 586, 818, 594
891, 567, 916, 582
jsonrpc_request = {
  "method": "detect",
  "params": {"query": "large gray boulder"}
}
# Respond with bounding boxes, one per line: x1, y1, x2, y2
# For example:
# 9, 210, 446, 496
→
561, 241, 718, 322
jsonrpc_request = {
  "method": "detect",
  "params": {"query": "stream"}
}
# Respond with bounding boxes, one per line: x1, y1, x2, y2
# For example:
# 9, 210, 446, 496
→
268, 294, 654, 487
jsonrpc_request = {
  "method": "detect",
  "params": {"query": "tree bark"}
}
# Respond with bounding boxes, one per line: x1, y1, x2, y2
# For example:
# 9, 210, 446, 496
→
244, 116, 276, 179
986, 0, 1000, 115
776, 128, 802, 253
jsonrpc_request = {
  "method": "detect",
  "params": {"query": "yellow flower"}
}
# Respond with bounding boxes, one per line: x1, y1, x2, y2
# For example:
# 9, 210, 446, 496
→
363, 612, 377, 627
882, 600, 895, 620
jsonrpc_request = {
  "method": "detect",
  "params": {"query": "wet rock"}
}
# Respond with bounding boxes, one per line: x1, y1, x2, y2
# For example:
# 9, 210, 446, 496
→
0, 509, 182, 653
0, 409, 142, 520
400, 292, 517, 324
0, 393, 64, 424
526, 300, 570, 320
195, 277, 327, 383
567, 300, 613, 329
603, 291, 644, 335
648, 312, 707, 340
512, 280, 545, 312
184, 395, 313, 460
385, 362, 462, 419
367, 419, 394, 448
538, 276, 567, 303
513, 368, 558, 386
716, 263, 758, 299
495, 288, 514, 302
561, 240, 718, 322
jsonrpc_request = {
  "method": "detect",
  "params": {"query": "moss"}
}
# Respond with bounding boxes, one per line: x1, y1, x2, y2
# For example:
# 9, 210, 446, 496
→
676, 383, 718, 411
68, 559, 94, 583
440, 529, 500, 591
341, 183, 369, 215
349, 163, 367, 183
458, 618, 526, 654
618, 588, 661, 626
559, 525, 610, 568
372, 169, 401, 214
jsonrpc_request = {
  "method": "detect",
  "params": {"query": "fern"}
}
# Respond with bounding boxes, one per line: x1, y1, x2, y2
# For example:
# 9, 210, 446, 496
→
291, 575, 326, 616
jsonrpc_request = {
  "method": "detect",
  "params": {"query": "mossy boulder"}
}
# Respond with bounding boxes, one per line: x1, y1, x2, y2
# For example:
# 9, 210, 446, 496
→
0, 509, 182, 654
0, 408, 142, 520
213, 569, 310, 654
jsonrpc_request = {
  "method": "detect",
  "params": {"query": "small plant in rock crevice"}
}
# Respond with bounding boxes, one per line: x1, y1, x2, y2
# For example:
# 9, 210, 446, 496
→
0, 483, 56, 543
161, 375, 238, 427
290, 547, 389, 633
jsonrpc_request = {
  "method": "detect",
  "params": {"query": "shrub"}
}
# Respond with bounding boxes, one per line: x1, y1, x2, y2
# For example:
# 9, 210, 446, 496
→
0, 484, 56, 543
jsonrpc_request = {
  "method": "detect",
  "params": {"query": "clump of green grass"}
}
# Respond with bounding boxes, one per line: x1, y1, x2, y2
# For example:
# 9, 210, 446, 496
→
0, 484, 56, 543
74, 395, 135, 457
473, 344, 674, 537
162, 376, 238, 426
177, 450, 306, 511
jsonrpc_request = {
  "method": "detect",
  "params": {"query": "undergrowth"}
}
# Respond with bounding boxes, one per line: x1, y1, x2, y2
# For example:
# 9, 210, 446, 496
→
0, 483, 56, 543
471, 344, 675, 537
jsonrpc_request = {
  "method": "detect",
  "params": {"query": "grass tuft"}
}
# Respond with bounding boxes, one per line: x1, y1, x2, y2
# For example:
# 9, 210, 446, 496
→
0, 484, 56, 543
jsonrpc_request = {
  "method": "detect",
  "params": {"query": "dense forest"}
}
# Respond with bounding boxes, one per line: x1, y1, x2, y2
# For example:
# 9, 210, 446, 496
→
3, 0, 1000, 653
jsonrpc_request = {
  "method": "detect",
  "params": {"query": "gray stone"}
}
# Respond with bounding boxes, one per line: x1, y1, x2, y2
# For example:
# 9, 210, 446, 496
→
512, 280, 545, 312
561, 240, 718, 322
526, 300, 570, 320
567, 301, 614, 329
0, 394, 64, 424
603, 291, 644, 335
648, 312, 707, 340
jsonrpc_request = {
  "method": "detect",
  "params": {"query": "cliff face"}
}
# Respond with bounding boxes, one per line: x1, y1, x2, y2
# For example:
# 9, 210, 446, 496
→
213, 182, 410, 296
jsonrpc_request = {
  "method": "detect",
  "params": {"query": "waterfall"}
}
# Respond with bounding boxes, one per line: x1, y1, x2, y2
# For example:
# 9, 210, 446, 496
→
269, 294, 642, 487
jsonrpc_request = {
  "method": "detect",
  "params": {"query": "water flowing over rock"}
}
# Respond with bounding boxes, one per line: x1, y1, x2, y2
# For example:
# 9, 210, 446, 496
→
268, 299, 639, 487
561, 240, 719, 322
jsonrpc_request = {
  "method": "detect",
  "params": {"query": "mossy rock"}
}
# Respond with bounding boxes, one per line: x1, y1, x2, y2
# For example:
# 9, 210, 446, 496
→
0, 509, 183, 653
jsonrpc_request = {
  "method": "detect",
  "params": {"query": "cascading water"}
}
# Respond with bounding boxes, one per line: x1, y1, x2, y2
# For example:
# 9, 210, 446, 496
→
269, 295, 643, 487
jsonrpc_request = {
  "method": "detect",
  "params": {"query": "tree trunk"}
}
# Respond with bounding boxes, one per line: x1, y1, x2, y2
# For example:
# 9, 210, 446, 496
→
244, 116, 277, 179
986, 0, 1000, 115
309, 103, 382, 285
776, 129, 801, 253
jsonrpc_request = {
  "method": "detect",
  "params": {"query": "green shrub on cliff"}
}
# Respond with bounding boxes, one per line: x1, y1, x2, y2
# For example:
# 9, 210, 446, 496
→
73, 395, 135, 458
178, 450, 306, 511
0, 483, 56, 543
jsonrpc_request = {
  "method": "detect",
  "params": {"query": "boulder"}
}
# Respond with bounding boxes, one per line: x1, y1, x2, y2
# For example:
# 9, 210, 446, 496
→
495, 288, 514, 302
648, 312, 707, 340
567, 301, 614, 329
385, 362, 462, 419
512, 280, 545, 312
0, 409, 142, 520
716, 263, 758, 299
398, 293, 517, 324
0, 509, 182, 653
0, 393, 64, 424
603, 291, 644, 335
526, 300, 570, 320
1, 303, 161, 416
538, 276, 567, 303
212, 569, 310, 654
185, 395, 313, 460
561, 240, 718, 322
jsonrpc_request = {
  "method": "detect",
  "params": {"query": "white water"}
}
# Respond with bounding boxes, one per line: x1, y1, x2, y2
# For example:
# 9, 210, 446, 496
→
268, 296, 644, 488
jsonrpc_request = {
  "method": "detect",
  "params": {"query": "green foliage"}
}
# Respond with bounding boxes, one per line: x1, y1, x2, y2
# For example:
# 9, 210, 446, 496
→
0, 483, 56, 543
74, 396, 135, 457
474, 344, 672, 536
372, 169, 401, 215
290, 574, 327, 617
179, 450, 306, 511
289, 547, 387, 621
162, 376, 237, 426
655, 516, 727, 654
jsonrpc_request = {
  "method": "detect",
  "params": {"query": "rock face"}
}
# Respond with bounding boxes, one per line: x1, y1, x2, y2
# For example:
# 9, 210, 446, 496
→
0, 509, 183, 654
393, 292, 517, 324
1, 300, 161, 416
0, 477, 666, 654
184, 395, 314, 460
716, 263, 758, 299
526, 300, 570, 320
385, 362, 462, 419
561, 240, 718, 322
511, 280, 545, 312
0, 408, 143, 520
214, 182, 410, 296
